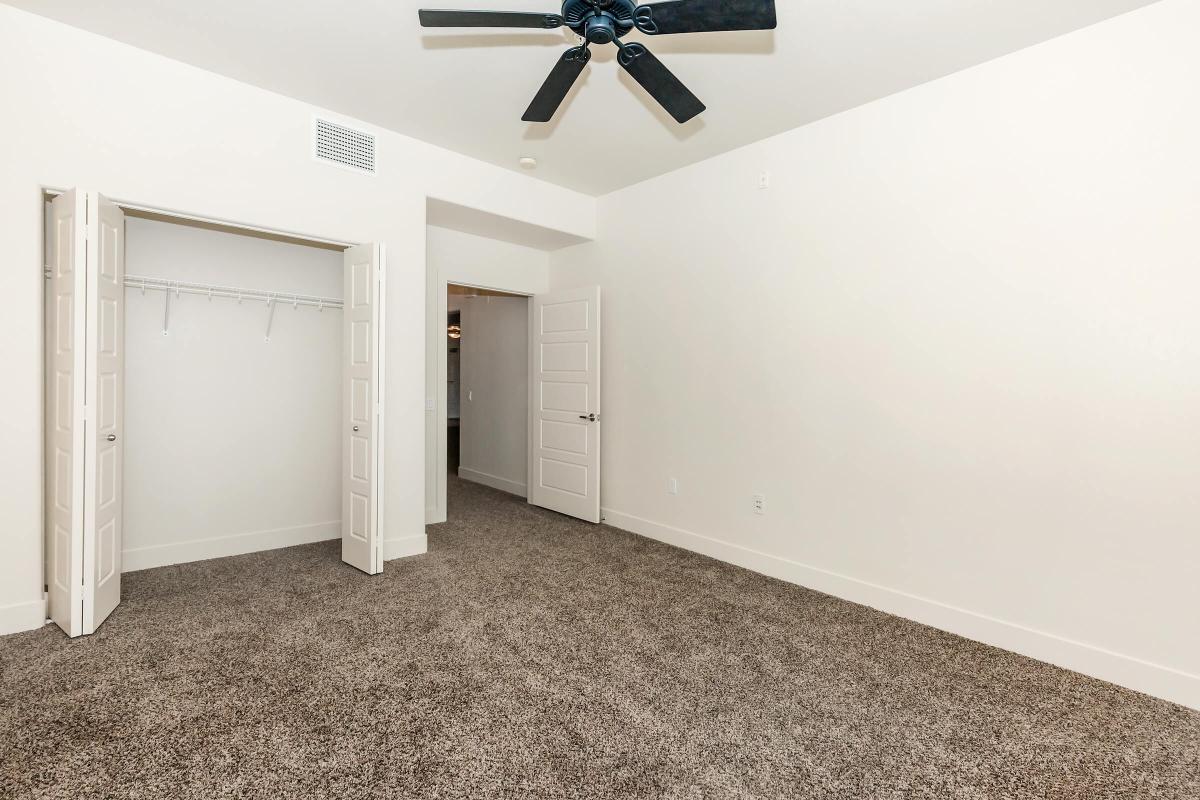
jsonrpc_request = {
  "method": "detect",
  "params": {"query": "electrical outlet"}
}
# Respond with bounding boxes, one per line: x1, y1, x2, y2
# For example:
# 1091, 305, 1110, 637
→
752, 493, 766, 515
667, 478, 679, 495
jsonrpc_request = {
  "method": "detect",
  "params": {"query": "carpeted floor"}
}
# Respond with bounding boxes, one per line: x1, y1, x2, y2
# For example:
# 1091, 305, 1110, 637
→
2, 476, 1197, 799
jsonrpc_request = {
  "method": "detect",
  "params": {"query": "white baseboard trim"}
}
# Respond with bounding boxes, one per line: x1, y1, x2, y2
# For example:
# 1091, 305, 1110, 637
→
601, 507, 1200, 711
122, 521, 341, 572
458, 467, 527, 498
0, 599, 48, 637
384, 533, 428, 561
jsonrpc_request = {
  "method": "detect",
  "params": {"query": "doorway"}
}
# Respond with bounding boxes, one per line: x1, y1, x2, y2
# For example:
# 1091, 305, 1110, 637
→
447, 284, 530, 502
430, 273, 603, 525
42, 189, 386, 638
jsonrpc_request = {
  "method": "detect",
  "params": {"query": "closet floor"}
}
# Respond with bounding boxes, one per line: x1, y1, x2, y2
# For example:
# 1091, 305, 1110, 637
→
2, 475, 1198, 799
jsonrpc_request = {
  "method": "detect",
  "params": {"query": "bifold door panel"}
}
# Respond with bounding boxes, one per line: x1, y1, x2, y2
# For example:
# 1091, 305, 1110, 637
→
86, 195, 126, 631
528, 286, 601, 523
341, 243, 383, 575
47, 189, 125, 637
46, 190, 87, 637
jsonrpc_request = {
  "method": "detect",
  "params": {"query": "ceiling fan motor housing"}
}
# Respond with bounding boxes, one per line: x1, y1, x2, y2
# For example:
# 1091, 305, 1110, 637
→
563, 0, 636, 43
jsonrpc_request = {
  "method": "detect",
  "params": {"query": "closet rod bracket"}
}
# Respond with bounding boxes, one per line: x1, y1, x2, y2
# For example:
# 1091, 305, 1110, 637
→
162, 282, 171, 336
264, 295, 277, 342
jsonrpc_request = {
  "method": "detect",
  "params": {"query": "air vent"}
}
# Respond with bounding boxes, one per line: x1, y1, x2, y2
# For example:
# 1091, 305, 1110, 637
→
314, 118, 376, 174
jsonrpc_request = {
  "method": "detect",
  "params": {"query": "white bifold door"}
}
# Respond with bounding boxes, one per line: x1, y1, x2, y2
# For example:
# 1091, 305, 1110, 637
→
528, 286, 602, 523
47, 189, 125, 637
341, 243, 384, 575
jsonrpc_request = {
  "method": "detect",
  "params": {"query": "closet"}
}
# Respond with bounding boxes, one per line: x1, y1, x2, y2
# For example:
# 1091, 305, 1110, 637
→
43, 189, 384, 638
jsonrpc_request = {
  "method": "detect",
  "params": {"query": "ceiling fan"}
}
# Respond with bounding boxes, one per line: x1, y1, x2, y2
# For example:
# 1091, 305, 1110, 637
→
419, 0, 777, 124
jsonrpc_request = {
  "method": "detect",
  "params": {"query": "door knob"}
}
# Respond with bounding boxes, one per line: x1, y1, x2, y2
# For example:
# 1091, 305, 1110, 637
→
578, 414, 599, 422
106, 434, 117, 442
353, 426, 360, 432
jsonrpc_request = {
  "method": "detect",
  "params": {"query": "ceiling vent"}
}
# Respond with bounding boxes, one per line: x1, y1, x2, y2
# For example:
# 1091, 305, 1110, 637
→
314, 118, 376, 174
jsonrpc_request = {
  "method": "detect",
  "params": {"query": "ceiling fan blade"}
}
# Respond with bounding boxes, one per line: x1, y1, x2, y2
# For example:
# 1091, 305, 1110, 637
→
617, 43, 705, 124
523, 46, 592, 122
418, 9, 564, 29
633, 0, 776, 35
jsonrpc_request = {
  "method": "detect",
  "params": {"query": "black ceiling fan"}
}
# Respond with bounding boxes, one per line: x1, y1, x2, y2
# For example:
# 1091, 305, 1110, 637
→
419, 0, 777, 124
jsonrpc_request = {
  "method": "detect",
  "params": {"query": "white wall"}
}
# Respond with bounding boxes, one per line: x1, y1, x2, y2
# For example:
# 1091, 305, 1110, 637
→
122, 217, 342, 570
0, 5, 594, 636
458, 296, 529, 497
425, 226, 548, 521
427, 226, 552, 296
549, 0, 1200, 709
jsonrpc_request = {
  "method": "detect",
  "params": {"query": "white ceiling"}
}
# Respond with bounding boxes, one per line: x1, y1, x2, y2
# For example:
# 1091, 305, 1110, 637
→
7, 0, 1159, 195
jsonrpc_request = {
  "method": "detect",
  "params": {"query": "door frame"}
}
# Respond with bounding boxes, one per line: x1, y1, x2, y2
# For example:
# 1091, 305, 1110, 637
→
43, 188, 357, 249
429, 273, 534, 525
40, 187, 384, 611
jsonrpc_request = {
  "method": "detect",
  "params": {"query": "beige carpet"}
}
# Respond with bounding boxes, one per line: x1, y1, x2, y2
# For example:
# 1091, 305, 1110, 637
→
2, 475, 1197, 799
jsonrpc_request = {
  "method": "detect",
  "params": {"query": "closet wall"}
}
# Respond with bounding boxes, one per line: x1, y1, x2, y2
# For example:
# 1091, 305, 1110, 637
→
122, 216, 343, 570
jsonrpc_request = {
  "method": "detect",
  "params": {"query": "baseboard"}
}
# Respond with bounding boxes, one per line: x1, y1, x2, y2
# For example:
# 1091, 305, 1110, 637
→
458, 466, 527, 498
384, 533, 428, 561
0, 599, 47, 637
122, 521, 341, 572
601, 507, 1200, 711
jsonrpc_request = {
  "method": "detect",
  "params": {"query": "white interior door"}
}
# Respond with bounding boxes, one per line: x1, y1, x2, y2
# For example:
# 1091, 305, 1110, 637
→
528, 286, 601, 523
84, 194, 125, 632
47, 190, 125, 637
46, 190, 87, 637
342, 243, 383, 574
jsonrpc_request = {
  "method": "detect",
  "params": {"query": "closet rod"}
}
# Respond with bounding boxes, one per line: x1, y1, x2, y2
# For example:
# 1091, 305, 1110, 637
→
124, 274, 343, 310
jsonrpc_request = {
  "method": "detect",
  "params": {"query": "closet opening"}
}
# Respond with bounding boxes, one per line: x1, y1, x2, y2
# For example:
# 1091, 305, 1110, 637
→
446, 283, 530, 510
42, 189, 385, 638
